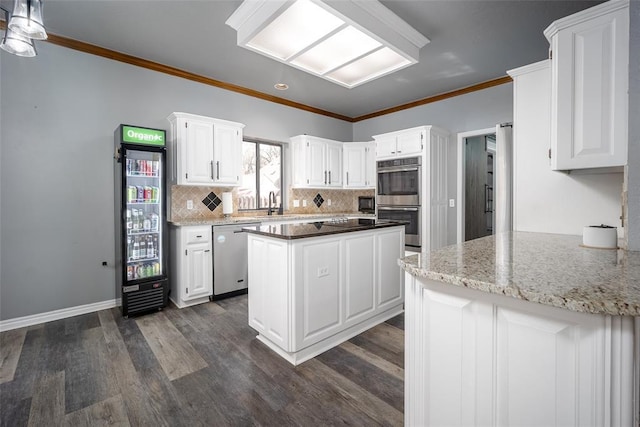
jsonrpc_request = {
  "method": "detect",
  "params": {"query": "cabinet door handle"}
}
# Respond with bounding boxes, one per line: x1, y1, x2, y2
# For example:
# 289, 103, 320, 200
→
216, 161, 220, 180
210, 161, 214, 180
196, 235, 202, 238
324, 171, 327, 185
397, 150, 402, 153
329, 171, 331, 184
346, 171, 349, 185
204, 249, 210, 253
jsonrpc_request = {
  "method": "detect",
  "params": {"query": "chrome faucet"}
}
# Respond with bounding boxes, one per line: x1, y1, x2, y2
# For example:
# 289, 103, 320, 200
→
268, 191, 276, 215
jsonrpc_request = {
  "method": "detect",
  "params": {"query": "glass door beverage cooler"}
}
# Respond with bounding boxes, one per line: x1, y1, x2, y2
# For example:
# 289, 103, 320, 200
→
114, 124, 169, 317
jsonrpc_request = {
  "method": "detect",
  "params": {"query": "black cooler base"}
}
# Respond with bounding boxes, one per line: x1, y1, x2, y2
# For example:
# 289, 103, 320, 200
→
121, 279, 168, 317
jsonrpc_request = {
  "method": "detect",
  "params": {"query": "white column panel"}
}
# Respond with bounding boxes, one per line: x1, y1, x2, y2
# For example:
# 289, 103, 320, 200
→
344, 234, 375, 324
376, 229, 404, 310
296, 239, 342, 348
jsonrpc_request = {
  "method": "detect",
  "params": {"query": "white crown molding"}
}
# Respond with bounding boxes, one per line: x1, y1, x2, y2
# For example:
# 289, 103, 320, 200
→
0, 299, 120, 332
507, 59, 550, 78
544, 0, 629, 41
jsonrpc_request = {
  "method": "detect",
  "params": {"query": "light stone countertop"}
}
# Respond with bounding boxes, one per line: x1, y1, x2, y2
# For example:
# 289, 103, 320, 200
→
169, 212, 375, 227
399, 231, 640, 316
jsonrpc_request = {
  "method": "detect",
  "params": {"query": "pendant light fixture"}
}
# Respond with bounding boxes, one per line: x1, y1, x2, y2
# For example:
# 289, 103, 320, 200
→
8, 0, 47, 40
0, 24, 37, 57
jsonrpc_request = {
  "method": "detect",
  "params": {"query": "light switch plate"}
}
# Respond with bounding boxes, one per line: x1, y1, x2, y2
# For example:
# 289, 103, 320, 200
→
449, 199, 455, 208
293, 199, 300, 208
187, 200, 194, 210
327, 199, 332, 206
302, 200, 307, 207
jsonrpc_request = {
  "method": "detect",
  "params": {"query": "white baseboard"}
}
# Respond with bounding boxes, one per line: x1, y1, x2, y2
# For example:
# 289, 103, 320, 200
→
0, 299, 122, 332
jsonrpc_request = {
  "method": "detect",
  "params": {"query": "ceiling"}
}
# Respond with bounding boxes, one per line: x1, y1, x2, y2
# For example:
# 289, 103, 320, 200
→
4, 0, 605, 119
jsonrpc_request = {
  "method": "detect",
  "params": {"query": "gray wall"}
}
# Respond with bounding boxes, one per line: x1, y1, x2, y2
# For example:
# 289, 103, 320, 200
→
0, 42, 352, 321
353, 84, 514, 245
1, 40, 514, 321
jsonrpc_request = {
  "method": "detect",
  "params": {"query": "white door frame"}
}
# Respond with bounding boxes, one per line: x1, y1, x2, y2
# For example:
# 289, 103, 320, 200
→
457, 127, 496, 243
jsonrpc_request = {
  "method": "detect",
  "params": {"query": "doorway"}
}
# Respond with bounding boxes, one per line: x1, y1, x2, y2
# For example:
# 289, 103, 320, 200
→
465, 134, 495, 240
457, 125, 513, 243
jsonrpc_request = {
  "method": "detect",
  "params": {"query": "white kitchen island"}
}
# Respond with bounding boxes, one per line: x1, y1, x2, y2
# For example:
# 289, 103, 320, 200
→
244, 219, 405, 365
400, 232, 640, 427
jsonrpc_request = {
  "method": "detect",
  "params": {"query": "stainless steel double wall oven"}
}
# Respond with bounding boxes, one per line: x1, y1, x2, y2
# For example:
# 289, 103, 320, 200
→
376, 156, 421, 250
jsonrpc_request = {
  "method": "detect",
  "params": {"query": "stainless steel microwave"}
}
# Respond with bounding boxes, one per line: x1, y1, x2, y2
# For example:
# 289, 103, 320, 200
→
358, 196, 375, 213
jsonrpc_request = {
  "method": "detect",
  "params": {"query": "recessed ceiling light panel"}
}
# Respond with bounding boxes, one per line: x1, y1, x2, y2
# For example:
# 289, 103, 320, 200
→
246, 0, 343, 60
291, 26, 382, 75
226, 0, 429, 88
327, 47, 411, 87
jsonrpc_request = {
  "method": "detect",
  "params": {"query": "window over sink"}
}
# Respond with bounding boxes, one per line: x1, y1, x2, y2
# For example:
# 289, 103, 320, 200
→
238, 138, 283, 211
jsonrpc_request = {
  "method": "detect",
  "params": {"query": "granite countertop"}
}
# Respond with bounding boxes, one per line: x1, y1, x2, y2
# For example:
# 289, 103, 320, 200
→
169, 212, 375, 227
243, 218, 406, 240
399, 231, 640, 316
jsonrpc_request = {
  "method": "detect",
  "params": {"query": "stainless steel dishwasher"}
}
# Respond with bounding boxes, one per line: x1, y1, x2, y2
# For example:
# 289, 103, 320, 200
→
212, 222, 260, 300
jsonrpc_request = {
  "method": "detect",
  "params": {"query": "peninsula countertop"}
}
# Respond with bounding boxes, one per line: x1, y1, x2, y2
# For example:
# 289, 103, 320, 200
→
399, 231, 640, 316
243, 218, 406, 240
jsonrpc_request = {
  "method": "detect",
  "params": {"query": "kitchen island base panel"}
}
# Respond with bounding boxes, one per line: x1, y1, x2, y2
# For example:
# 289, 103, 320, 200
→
405, 273, 637, 427
168, 294, 210, 309
247, 225, 405, 366
254, 304, 403, 366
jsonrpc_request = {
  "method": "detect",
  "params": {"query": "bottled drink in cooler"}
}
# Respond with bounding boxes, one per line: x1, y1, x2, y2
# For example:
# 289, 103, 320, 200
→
143, 215, 151, 232
151, 213, 159, 231
127, 236, 134, 260
147, 235, 154, 258
140, 236, 147, 258
132, 236, 140, 260
126, 209, 132, 231
153, 235, 159, 257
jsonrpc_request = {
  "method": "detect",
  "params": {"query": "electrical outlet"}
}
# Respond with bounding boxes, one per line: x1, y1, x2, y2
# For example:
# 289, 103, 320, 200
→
449, 199, 455, 208
293, 199, 300, 208
317, 266, 329, 277
187, 200, 194, 210
327, 199, 332, 206
302, 200, 307, 207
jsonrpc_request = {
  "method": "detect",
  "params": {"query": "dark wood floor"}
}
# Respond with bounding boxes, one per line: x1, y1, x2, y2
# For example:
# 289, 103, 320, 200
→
0, 295, 404, 426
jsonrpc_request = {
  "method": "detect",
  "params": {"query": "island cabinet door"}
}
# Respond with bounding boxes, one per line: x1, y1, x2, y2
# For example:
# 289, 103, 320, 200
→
247, 235, 290, 351
405, 277, 494, 427
343, 234, 376, 326
375, 228, 405, 311
293, 238, 343, 350
405, 276, 632, 427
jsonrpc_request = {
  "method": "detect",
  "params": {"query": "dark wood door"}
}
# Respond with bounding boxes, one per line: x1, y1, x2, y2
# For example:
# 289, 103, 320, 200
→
465, 137, 492, 241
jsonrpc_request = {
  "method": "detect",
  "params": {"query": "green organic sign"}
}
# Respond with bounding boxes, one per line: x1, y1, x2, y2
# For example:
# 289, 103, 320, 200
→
122, 125, 165, 146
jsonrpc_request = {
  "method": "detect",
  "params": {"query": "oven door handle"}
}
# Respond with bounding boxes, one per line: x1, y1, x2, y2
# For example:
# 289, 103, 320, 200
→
378, 206, 419, 211
377, 167, 420, 174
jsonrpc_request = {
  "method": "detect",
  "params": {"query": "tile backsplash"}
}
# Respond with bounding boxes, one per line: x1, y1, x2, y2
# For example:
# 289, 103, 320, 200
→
288, 188, 375, 214
170, 185, 375, 221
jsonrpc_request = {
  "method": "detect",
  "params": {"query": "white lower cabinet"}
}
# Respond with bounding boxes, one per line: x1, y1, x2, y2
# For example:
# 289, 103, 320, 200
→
405, 275, 636, 427
247, 226, 405, 365
169, 225, 213, 308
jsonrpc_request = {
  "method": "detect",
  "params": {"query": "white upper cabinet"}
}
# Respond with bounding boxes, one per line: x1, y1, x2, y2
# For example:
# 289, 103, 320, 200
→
544, 0, 629, 170
343, 142, 375, 189
290, 135, 343, 188
167, 112, 244, 186
373, 127, 424, 159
